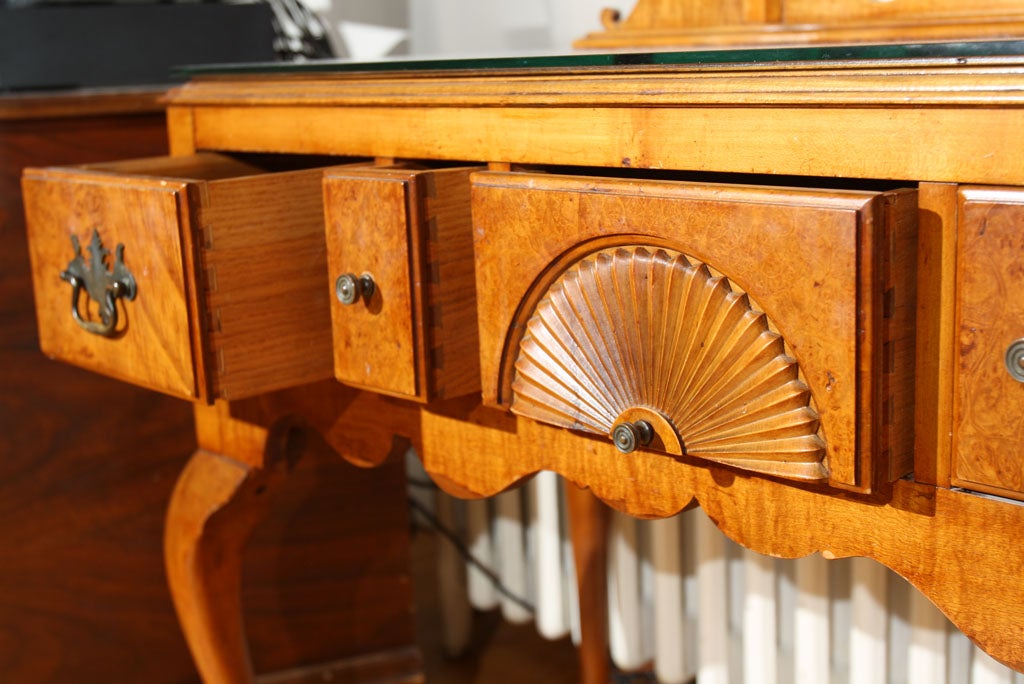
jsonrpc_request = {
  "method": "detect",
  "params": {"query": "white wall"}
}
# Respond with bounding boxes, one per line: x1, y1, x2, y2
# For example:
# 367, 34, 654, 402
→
315, 0, 637, 58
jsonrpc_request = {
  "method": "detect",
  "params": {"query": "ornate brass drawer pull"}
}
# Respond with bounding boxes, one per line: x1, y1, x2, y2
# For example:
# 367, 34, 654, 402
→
334, 272, 375, 305
60, 230, 136, 337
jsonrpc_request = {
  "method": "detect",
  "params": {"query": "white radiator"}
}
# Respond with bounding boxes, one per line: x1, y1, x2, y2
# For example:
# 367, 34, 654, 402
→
410, 459, 1024, 684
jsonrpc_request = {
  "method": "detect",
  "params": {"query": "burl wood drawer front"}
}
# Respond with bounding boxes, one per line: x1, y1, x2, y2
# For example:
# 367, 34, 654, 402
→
472, 173, 917, 492
954, 188, 1024, 500
323, 166, 479, 402
23, 153, 346, 401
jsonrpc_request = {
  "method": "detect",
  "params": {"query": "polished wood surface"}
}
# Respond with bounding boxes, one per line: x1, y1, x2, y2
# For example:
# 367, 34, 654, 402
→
953, 187, 1024, 499
576, 0, 1024, 47
912, 183, 958, 489
0, 105, 199, 683
471, 172, 916, 492
201, 165, 336, 399
324, 165, 480, 401
326, 169, 419, 397
24, 154, 345, 401
21, 40, 1024, 682
5, 97, 420, 683
23, 166, 199, 397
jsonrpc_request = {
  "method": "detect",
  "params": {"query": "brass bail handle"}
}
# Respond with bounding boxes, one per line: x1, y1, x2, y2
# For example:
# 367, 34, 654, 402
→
60, 230, 137, 337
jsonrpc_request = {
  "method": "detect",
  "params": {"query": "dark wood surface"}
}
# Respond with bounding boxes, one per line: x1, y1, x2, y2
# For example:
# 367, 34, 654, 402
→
1, 99, 418, 682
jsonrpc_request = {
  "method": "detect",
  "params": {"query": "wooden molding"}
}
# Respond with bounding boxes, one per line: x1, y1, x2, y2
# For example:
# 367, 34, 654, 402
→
575, 0, 1024, 48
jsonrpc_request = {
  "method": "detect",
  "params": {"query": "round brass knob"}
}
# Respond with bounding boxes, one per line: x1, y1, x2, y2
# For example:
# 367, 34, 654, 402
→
612, 420, 654, 454
335, 273, 375, 305
1006, 339, 1024, 383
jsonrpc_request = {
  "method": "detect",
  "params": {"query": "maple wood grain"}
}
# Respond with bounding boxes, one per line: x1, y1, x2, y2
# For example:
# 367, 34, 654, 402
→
23, 154, 354, 402
472, 172, 915, 492
5, 102, 419, 684
325, 170, 419, 397
410, 395, 1024, 673
172, 397, 421, 684
324, 166, 480, 402
23, 167, 199, 398
201, 166, 337, 399
914, 183, 958, 489
576, 0, 1024, 47
510, 245, 828, 482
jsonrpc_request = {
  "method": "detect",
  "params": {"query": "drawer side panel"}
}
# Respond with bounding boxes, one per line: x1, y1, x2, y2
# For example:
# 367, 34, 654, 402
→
201, 167, 335, 400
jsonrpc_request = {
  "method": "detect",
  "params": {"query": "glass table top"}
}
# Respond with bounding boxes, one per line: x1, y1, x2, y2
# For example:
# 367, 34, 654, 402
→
181, 39, 1024, 77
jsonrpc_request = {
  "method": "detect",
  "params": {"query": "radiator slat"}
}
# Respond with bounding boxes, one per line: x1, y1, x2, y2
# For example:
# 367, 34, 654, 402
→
495, 489, 532, 624
610, 512, 648, 671
742, 548, 777, 684
696, 510, 731, 684
850, 557, 888, 684
532, 471, 570, 640
465, 498, 499, 611
651, 516, 688, 684
908, 584, 948, 682
795, 555, 831, 683
424, 469, 1023, 683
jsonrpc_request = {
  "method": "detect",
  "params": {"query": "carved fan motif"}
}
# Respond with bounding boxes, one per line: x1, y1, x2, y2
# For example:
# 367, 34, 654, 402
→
510, 246, 827, 481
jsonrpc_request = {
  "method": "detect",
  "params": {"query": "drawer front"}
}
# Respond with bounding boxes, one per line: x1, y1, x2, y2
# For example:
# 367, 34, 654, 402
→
23, 167, 199, 398
954, 188, 1024, 499
24, 153, 349, 401
472, 172, 917, 492
323, 166, 479, 402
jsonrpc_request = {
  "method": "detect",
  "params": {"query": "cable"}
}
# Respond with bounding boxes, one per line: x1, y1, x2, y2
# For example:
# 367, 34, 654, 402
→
406, 495, 536, 615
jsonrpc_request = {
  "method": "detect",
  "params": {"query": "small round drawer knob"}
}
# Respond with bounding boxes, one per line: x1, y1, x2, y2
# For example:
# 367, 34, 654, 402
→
335, 273, 375, 305
612, 420, 654, 454
1006, 339, 1024, 383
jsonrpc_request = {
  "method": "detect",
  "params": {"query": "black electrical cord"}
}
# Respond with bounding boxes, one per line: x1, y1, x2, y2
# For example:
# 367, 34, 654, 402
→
406, 493, 536, 615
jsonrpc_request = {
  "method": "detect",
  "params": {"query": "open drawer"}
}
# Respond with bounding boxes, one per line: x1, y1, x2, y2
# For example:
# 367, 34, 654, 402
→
23, 153, 364, 401
323, 165, 481, 402
472, 172, 918, 493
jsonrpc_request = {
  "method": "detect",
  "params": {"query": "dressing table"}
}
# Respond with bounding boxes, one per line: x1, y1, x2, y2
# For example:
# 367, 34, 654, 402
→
19, 9, 1024, 682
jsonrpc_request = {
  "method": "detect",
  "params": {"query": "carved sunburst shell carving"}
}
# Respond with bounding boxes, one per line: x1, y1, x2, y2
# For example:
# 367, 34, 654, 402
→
510, 246, 828, 481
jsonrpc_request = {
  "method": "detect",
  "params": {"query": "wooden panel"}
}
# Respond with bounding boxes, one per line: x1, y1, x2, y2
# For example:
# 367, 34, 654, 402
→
914, 183, 958, 488
784, 0, 1024, 24
413, 397, 1024, 673
24, 153, 349, 402
576, 0, 1024, 47
4, 106, 421, 684
417, 167, 481, 400
324, 166, 480, 402
953, 187, 1024, 499
880, 190, 919, 483
472, 172, 916, 491
325, 172, 419, 398
201, 168, 336, 399
22, 167, 199, 399
186, 105, 1024, 187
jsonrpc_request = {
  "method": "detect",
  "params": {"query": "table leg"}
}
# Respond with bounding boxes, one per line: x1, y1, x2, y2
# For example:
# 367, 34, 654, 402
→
565, 482, 611, 684
164, 407, 301, 684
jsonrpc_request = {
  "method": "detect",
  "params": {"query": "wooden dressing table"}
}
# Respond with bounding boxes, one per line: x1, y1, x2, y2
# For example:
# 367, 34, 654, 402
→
19, 33, 1024, 683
